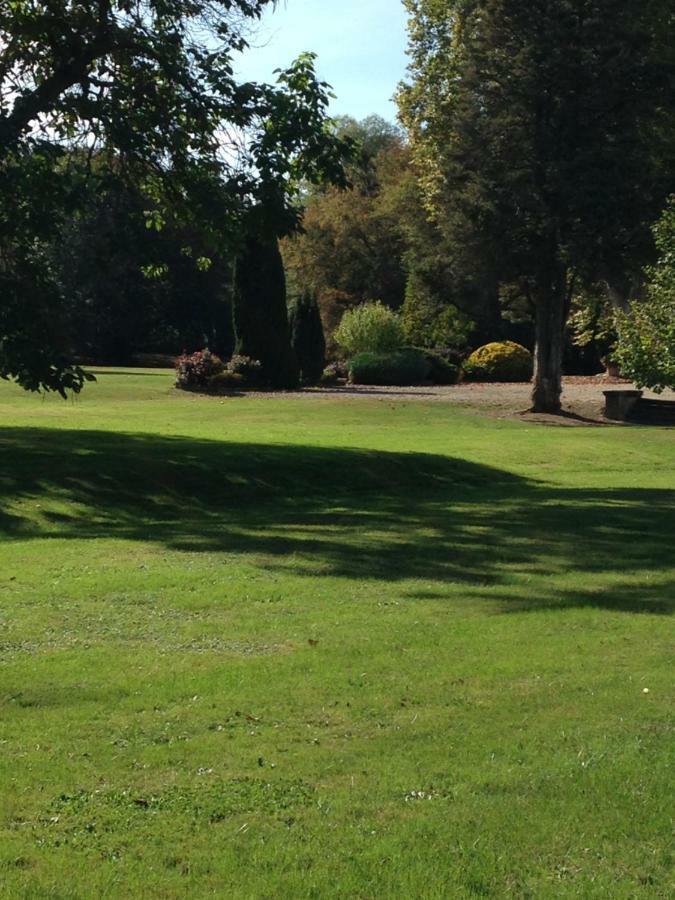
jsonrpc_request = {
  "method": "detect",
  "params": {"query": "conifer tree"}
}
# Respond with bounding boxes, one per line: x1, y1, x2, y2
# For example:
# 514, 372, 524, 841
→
289, 290, 327, 384
400, 0, 675, 412
233, 234, 300, 390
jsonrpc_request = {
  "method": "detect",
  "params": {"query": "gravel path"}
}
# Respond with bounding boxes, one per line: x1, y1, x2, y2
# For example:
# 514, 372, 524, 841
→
181, 375, 674, 425
272, 377, 675, 425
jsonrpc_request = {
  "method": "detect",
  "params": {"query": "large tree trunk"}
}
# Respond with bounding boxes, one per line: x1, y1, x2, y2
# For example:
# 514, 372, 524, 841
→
531, 266, 567, 414
233, 234, 299, 390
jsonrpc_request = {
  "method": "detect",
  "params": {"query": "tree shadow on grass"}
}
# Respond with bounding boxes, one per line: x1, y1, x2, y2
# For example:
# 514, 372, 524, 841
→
0, 427, 672, 614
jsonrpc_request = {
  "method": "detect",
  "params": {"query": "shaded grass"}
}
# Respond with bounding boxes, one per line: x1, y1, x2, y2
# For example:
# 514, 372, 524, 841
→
0, 371, 673, 898
0, 426, 673, 614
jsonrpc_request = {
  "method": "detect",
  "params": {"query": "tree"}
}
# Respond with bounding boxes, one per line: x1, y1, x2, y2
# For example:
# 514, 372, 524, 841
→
46, 163, 235, 364
0, 2, 347, 393
233, 234, 299, 389
288, 290, 326, 384
399, 0, 675, 412
283, 116, 408, 319
282, 116, 410, 359
614, 199, 675, 392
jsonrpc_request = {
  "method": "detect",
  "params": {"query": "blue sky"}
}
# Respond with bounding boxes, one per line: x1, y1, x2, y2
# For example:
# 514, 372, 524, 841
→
234, 0, 409, 122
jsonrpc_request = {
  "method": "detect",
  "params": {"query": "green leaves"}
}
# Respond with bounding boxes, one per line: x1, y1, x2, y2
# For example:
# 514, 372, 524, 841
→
0, 1, 349, 393
614, 199, 675, 393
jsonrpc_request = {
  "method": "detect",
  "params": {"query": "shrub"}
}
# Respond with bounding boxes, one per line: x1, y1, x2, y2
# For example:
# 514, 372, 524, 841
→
402, 275, 475, 349
349, 350, 430, 386
207, 371, 245, 393
208, 355, 267, 391
320, 361, 347, 385
175, 349, 224, 389
614, 296, 675, 392
424, 351, 461, 385
227, 354, 265, 386
335, 301, 405, 357
463, 341, 533, 382
613, 199, 675, 393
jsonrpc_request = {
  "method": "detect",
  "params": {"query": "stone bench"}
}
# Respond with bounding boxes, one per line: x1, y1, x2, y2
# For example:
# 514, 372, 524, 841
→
603, 390, 643, 422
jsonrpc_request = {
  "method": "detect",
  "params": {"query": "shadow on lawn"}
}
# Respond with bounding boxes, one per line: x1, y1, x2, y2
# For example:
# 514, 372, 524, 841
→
0, 427, 672, 614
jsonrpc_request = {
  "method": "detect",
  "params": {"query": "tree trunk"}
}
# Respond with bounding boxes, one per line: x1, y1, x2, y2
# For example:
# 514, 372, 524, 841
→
232, 234, 299, 390
531, 267, 567, 414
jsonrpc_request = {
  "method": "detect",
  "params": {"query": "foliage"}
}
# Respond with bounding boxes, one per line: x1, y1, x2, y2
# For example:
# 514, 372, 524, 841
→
399, 0, 675, 412
569, 288, 617, 352
288, 291, 326, 385
0, 3, 350, 393
402, 273, 475, 349
51, 169, 235, 363
614, 200, 675, 392
348, 349, 430, 386
227, 355, 265, 382
175, 349, 224, 390
463, 342, 533, 383
335, 302, 405, 357
207, 370, 246, 393
282, 117, 409, 339
283, 114, 490, 357
233, 235, 299, 390
319, 361, 349, 385
424, 351, 461, 385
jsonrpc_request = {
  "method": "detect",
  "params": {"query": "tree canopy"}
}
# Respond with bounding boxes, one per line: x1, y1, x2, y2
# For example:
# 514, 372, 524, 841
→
0, 0, 348, 393
399, 0, 675, 411
614, 198, 675, 392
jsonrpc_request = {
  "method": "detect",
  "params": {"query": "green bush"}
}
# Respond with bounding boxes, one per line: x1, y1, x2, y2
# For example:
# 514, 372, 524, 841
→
227, 354, 266, 386
207, 371, 245, 393
613, 199, 675, 393
319, 362, 347, 386
349, 350, 430, 386
205, 355, 266, 393
335, 302, 405, 357
402, 275, 475, 349
463, 341, 533, 383
424, 351, 461, 385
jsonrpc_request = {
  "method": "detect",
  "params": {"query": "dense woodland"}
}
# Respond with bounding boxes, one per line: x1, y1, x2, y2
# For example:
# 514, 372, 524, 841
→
1, 1, 674, 410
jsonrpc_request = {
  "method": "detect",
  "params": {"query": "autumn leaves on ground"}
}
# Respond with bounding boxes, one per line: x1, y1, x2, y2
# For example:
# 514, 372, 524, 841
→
0, 370, 673, 898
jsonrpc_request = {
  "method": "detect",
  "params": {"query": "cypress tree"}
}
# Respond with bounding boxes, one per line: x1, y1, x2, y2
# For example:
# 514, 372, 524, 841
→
232, 234, 300, 390
288, 290, 327, 384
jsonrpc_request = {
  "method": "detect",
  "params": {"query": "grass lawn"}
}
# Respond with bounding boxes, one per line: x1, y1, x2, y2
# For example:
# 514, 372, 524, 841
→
0, 369, 673, 898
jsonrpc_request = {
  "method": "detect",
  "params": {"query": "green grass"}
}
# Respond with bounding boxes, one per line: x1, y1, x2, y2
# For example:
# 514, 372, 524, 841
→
0, 369, 673, 898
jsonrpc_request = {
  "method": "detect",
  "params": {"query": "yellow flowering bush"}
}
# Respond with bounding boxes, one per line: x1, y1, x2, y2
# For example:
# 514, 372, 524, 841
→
463, 341, 533, 383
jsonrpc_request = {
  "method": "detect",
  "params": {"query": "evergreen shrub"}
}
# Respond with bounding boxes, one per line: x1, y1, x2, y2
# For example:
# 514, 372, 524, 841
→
335, 302, 405, 356
463, 342, 533, 383
349, 350, 430, 386
424, 351, 461, 385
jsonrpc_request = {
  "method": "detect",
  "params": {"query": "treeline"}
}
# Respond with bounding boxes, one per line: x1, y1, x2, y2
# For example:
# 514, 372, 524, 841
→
38, 166, 234, 365
0, 2, 348, 394
283, 116, 532, 363
1, 1, 673, 407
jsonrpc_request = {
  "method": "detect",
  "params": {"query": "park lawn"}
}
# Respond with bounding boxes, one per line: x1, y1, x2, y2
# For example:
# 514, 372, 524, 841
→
0, 369, 673, 899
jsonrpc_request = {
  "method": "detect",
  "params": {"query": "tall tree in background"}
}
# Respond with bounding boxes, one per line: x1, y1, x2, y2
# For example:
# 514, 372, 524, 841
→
54, 171, 234, 362
399, 0, 675, 412
0, 2, 347, 393
283, 116, 408, 331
